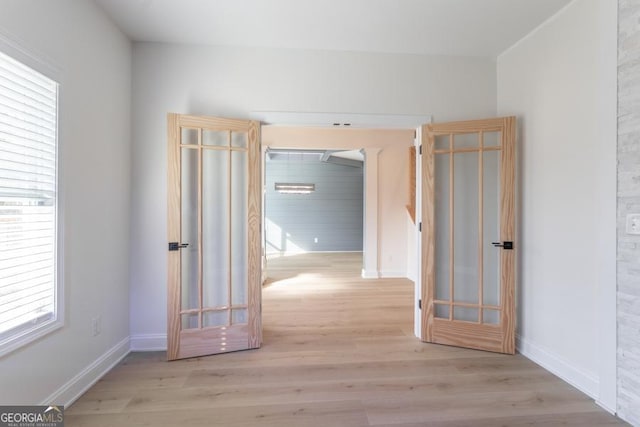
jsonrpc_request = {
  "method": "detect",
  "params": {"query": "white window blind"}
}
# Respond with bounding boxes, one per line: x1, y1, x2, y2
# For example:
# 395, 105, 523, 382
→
0, 48, 59, 349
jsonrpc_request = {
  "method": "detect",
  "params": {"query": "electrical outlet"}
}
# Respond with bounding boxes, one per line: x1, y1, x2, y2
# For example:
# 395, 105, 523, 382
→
91, 316, 101, 336
626, 214, 640, 235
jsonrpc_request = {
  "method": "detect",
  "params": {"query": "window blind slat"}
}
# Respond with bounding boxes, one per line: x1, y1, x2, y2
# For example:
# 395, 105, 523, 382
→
0, 86, 56, 116
0, 289, 52, 311
0, 239, 53, 250
2, 227, 54, 241
0, 71, 57, 106
0, 141, 56, 161
0, 294, 54, 324
0, 184, 55, 200
1, 108, 57, 135
1, 240, 54, 258
0, 281, 52, 307
0, 155, 55, 173
0, 259, 53, 282
0, 115, 56, 140
0, 249, 54, 266
0, 95, 56, 126
0, 128, 56, 154
0, 266, 53, 289
0, 167, 56, 182
0, 55, 57, 92
0, 208, 54, 218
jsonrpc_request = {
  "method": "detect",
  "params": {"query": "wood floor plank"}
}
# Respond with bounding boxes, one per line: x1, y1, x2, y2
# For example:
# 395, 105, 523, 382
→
67, 401, 369, 427
364, 388, 606, 425
66, 252, 627, 426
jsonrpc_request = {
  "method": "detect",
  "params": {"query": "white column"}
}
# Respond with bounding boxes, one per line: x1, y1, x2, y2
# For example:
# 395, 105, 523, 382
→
362, 148, 381, 278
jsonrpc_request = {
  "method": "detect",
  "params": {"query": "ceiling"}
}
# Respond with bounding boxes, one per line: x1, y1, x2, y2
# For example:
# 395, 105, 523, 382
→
94, 0, 571, 57
267, 149, 364, 165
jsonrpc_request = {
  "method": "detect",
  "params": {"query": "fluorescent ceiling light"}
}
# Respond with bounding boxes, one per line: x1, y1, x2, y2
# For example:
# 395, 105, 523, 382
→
275, 183, 315, 194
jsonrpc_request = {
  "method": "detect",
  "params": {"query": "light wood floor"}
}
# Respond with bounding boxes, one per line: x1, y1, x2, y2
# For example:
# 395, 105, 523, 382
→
66, 252, 627, 426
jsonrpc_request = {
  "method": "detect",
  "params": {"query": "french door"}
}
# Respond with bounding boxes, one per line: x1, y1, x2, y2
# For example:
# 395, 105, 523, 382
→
167, 114, 261, 361
421, 117, 516, 354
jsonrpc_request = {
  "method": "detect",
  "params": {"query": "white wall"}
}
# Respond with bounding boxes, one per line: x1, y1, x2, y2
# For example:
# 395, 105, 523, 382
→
0, 1, 132, 405
130, 42, 496, 349
497, 0, 617, 410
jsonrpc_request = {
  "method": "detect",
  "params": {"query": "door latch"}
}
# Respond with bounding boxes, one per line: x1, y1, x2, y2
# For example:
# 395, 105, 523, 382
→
491, 241, 513, 250
168, 242, 189, 251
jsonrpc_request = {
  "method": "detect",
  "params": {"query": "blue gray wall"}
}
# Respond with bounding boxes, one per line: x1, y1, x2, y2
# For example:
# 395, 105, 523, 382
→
265, 156, 363, 253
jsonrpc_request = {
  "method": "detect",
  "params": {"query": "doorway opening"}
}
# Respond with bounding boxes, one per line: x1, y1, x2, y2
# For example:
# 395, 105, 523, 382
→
264, 148, 365, 263
259, 126, 419, 351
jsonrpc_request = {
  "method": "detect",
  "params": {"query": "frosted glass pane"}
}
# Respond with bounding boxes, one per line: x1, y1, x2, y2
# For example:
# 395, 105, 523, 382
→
435, 134, 449, 150
453, 152, 479, 304
232, 308, 248, 324
203, 130, 228, 146
181, 148, 199, 310
454, 133, 479, 149
231, 151, 248, 305
483, 309, 500, 325
203, 150, 229, 308
231, 131, 247, 148
181, 313, 198, 330
434, 304, 449, 319
454, 306, 478, 322
203, 311, 227, 327
483, 150, 501, 306
434, 153, 450, 301
484, 131, 501, 147
181, 128, 198, 145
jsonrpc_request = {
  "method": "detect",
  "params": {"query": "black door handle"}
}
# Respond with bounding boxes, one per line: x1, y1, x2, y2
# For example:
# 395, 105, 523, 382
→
168, 242, 189, 251
492, 241, 513, 250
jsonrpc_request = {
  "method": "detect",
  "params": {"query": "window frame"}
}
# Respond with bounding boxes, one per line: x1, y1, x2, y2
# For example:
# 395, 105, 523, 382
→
0, 33, 64, 357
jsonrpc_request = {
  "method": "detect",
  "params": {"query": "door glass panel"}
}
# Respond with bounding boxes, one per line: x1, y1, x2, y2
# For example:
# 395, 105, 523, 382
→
231, 151, 248, 305
484, 131, 501, 148
454, 133, 479, 149
231, 131, 247, 148
181, 313, 198, 330
203, 150, 230, 308
434, 153, 450, 301
435, 134, 449, 150
232, 308, 248, 324
434, 304, 449, 319
203, 130, 228, 147
181, 148, 199, 310
203, 311, 227, 327
453, 152, 479, 304
454, 306, 478, 322
483, 309, 500, 325
181, 128, 198, 145
483, 150, 501, 306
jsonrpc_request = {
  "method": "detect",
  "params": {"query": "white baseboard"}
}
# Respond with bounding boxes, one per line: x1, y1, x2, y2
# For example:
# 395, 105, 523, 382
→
596, 399, 616, 415
42, 336, 130, 407
516, 335, 598, 400
361, 269, 379, 279
130, 333, 167, 351
379, 270, 407, 278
